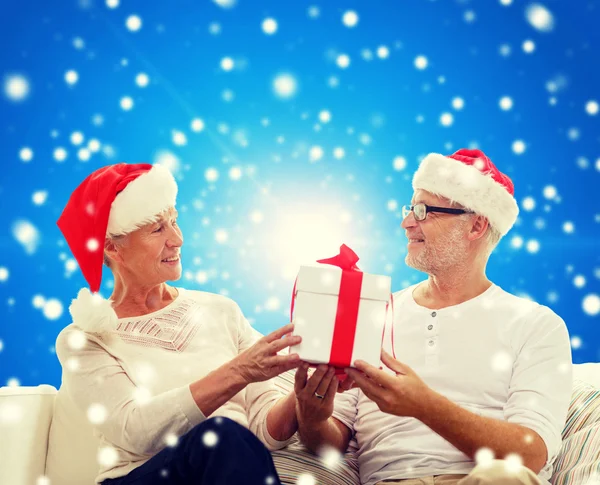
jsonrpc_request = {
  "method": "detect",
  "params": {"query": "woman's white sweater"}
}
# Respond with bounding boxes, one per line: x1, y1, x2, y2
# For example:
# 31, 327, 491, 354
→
55, 287, 292, 483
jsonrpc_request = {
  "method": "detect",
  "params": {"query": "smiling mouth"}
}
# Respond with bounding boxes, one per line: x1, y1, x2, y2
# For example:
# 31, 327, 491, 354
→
408, 239, 424, 243
161, 256, 180, 263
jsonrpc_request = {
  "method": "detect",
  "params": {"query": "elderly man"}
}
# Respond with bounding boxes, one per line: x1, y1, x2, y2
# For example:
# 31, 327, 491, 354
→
294, 149, 572, 485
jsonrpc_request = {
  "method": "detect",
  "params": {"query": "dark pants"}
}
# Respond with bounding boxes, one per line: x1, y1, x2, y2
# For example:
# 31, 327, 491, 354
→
102, 417, 282, 485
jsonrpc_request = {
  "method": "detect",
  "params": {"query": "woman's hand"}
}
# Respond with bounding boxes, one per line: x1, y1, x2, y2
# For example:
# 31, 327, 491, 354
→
294, 363, 339, 426
232, 323, 302, 385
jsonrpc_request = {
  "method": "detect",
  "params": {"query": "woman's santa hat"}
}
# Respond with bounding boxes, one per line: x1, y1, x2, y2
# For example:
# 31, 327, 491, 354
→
412, 148, 519, 236
57, 163, 177, 334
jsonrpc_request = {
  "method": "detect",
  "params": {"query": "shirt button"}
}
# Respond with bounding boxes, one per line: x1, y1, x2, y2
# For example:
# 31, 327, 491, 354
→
428, 324, 433, 330
428, 340, 435, 346
431, 311, 437, 317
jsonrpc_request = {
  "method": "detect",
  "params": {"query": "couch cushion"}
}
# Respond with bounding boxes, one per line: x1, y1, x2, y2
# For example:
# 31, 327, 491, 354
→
573, 363, 600, 388
0, 385, 57, 485
45, 387, 101, 485
551, 380, 600, 485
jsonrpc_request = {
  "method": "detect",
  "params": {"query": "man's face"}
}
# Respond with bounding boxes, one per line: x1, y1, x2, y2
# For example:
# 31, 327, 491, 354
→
401, 190, 471, 274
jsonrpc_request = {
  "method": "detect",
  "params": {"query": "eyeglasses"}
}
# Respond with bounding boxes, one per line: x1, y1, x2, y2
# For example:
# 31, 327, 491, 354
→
402, 203, 474, 222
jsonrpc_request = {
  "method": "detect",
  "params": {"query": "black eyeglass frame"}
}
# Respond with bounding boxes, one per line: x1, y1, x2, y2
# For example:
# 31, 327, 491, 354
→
402, 203, 474, 221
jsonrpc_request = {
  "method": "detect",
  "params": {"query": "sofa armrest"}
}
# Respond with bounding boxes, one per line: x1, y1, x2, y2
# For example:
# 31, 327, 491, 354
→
0, 385, 57, 485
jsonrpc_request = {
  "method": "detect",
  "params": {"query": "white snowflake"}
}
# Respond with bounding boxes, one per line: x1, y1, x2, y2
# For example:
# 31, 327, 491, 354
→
525, 239, 540, 254
191, 118, 205, 132
319, 445, 342, 469
213, 0, 236, 8
78, 148, 91, 162
205, 167, 219, 182
571, 336, 582, 349
120, 96, 134, 111
393, 156, 407, 171
43, 299, 64, 320
377, 45, 390, 59
309, 145, 324, 162
582, 294, 600, 316
203, 430, 219, 447
512, 140, 526, 155
135, 72, 149, 87
4, 73, 30, 101
220, 57, 234, 71
521, 196, 535, 211
542, 185, 557, 200
262, 18, 278, 35
19, 147, 33, 162
342, 10, 359, 27
171, 130, 187, 146
504, 453, 524, 473
475, 447, 495, 466
414, 55, 428, 70
13, 219, 40, 254
87, 238, 100, 251
164, 433, 179, 447
525, 4, 554, 32
318, 110, 331, 123
499, 96, 513, 110
333, 147, 345, 159
126, 15, 142, 32
65, 70, 79, 86
452, 97, 465, 110
440, 112, 454, 127
562, 221, 574, 234
97, 446, 119, 467
297, 473, 316, 485
273, 73, 298, 99
522, 40, 536, 53
87, 403, 108, 424
229, 166, 242, 180
336, 54, 351, 69
585, 100, 599, 116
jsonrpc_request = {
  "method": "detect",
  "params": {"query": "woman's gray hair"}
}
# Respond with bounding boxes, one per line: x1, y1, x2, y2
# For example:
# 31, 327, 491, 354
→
103, 233, 127, 269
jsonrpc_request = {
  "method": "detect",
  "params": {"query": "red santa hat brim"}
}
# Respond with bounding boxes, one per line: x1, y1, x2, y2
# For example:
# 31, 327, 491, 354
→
412, 153, 519, 237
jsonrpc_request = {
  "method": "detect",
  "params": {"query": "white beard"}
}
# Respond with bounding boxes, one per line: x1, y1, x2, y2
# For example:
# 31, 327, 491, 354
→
405, 222, 469, 275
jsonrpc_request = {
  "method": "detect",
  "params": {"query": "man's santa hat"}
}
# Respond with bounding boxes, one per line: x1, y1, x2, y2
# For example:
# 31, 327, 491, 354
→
412, 148, 519, 236
57, 163, 177, 334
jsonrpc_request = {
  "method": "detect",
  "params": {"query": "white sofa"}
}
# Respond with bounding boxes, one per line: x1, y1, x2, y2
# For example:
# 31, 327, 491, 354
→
1, 363, 599, 485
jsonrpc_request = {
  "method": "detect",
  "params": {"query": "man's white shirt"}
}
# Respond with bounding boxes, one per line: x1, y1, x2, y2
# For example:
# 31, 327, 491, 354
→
332, 283, 572, 485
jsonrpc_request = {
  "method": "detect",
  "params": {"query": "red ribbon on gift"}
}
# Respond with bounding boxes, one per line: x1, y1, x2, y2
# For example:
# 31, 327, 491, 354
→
316, 245, 364, 368
290, 244, 396, 371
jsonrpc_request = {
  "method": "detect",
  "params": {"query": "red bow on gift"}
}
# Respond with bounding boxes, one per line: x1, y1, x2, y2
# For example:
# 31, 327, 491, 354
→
316, 244, 360, 272
291, 245, 395, 373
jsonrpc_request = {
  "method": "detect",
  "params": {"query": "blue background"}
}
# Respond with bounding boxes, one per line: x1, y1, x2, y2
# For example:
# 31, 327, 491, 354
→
1, 0, 599, 388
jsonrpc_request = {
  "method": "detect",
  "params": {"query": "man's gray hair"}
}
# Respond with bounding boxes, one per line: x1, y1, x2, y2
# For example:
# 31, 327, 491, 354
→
445, 197, 503, 253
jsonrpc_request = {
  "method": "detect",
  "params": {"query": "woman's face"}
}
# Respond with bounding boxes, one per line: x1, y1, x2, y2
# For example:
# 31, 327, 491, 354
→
113, 207, 183, 285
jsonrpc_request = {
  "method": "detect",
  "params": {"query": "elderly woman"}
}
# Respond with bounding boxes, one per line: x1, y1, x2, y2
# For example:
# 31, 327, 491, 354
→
55, 163, 301, 485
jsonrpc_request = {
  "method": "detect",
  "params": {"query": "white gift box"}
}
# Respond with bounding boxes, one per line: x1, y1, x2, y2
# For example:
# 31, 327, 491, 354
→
290, 264, 392, 369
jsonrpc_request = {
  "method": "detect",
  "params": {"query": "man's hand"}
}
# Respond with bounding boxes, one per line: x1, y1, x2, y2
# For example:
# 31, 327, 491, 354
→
344, 349, 434, 419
